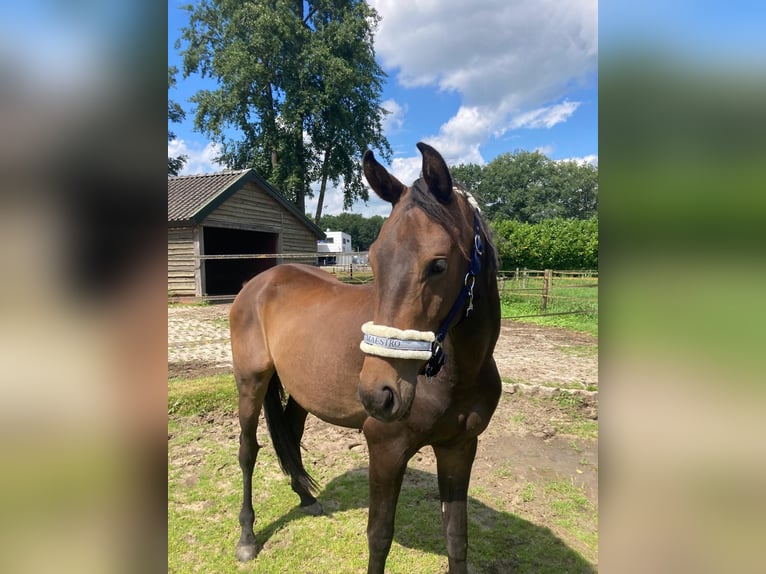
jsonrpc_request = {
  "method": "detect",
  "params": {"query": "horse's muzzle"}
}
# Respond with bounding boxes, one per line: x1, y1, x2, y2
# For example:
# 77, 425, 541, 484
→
358, 357, 419, 422
358, 382, 401, 422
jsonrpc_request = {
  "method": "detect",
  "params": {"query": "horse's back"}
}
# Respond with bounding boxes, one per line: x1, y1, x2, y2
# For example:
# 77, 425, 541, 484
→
232, 263, 345, 318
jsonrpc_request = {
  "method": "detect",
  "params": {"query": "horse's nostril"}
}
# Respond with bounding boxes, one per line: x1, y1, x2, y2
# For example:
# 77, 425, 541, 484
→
359, 383, 398, 420
380, 385, 395, 413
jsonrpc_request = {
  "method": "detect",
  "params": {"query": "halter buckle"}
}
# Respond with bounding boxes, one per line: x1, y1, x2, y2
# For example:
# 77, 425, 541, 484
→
425, 339, 445, 383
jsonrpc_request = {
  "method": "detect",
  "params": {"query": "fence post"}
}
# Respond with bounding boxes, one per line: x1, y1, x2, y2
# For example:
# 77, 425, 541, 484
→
522, 267, 528, 289
541, 269, 551, 312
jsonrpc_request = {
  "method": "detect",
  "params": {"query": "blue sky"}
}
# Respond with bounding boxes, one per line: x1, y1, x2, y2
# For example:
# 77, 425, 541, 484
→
168, 0, 598, 217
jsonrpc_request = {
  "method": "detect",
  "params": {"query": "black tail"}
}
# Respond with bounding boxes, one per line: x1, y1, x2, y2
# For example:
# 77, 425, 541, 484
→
262, 374, 319, 494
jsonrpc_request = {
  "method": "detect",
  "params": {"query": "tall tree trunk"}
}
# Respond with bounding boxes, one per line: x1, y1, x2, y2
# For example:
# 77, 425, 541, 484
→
295, 131, 306, 214
293, 0, 306, 215
314, 148, 331, 224
265, 83, 279, 173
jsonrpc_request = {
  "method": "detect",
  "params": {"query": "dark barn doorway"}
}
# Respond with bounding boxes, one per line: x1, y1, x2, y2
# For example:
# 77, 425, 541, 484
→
203, 226, 279, 295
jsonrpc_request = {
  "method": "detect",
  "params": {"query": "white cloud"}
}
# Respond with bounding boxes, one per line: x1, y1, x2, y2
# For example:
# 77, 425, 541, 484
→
168, 139, 224, 175
507, 100, 581, 131
535, 145, 555, 156
305, 179, 394, 220
387, 106, 494, 170
558, 154, 598, 166
425, 106, 495, 165
382, 107, 498, 170
305, 183, 343, 220
381, 98, 406, 132
389, 155, 423, 187
371, 0, 596, 110
370, 0, 596, 164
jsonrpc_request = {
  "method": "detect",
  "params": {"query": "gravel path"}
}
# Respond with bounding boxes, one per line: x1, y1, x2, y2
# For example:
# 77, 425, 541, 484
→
168, 305, 232, 366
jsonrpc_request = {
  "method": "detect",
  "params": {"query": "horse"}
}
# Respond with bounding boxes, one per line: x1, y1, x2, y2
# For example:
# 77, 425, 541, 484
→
229, 142, 501, 574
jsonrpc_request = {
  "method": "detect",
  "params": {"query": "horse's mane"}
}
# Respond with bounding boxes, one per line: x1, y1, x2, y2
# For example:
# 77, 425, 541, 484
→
407, 178, 498, 276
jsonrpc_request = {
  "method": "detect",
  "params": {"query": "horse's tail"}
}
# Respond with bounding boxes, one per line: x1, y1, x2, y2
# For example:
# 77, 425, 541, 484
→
262, 373, 319, 495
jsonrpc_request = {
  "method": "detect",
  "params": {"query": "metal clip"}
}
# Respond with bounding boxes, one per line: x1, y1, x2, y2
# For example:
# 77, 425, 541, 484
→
474, 233, 483, 256
465, 273, 475, 316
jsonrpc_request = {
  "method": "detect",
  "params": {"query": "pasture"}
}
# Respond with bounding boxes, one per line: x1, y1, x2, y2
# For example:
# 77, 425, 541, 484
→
313, 267, 599, 336
498, 271, 598, 337
168, 304, 598, 572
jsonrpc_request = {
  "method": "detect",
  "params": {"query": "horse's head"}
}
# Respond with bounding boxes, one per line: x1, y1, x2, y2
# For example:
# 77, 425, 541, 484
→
358, 142, 486, 422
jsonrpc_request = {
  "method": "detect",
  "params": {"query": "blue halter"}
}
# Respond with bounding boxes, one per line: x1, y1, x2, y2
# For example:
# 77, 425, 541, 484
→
423, 210, 483, 381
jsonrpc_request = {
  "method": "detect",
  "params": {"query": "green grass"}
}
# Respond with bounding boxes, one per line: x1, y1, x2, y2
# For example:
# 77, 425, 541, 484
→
502, 377, 597, 392
494, 460, 515, 480
169, 376, 596, 573
168, 299, 210, 307
333, 271, 598, 335
508, 394, 598, 441
557, 344, 599, 358
168, 374, 236, 416
544, 480, 599, 552
210, 316, 230, 328
500, 298, 598, 336
553, 394, 599, 440
498, 275, 598, 337
332, 271, 375, 284
521, 482, 537, 502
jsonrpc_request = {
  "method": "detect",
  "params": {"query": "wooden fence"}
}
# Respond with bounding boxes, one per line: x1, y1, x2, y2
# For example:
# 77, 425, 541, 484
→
497, 268, 598, 317
181, 253, 597, 315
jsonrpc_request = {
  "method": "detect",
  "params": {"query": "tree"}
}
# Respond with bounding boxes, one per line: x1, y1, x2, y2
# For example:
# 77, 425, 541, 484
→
480, 151, 559, 222
449, 162, 483, 195
176, 0, 391, 216
451, 151, 598, 223
491, 216, 598, 269
168, 66, 187, 176
548, 159, 598, 220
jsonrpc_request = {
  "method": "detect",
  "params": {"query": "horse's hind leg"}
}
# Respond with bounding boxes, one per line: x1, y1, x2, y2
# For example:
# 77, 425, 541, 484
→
234, 369, 270, 562
284, 397, 323, 515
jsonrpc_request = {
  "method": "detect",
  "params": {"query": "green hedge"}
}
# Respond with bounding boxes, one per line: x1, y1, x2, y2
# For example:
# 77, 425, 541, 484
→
490, 216, 598, 270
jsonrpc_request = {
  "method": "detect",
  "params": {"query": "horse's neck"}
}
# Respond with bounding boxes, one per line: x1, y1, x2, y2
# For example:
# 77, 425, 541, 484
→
448, 272, 500, 370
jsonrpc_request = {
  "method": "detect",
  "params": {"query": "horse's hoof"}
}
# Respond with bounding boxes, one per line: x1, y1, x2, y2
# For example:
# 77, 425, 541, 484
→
300, 500, 324, 516
235, 543, 258, 562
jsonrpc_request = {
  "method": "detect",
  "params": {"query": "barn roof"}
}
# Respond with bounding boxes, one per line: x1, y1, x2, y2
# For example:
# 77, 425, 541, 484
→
168, 169, 323, 238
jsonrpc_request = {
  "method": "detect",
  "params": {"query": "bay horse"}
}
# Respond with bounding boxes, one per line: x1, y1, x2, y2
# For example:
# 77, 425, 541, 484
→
230, 142, 501, 573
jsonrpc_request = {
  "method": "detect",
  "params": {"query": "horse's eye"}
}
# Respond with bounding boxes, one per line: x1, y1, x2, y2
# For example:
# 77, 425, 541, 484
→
429, 259, 448, 276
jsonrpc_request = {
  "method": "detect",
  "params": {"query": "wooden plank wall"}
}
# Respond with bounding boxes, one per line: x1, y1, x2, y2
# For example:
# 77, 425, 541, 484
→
168, 226, 196, 296
204, 181, 318, 254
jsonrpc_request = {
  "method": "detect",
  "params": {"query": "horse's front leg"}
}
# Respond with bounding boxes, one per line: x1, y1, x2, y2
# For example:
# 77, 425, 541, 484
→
433, 437, 478, 574
363, 420, 411, 574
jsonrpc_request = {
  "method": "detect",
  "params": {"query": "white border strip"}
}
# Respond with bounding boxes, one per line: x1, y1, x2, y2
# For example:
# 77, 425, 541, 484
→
361, 321, 435, 342
360, 321, 435, 360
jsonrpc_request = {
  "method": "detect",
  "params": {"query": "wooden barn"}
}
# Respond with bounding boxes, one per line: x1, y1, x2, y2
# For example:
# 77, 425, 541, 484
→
168, 169, 324, 298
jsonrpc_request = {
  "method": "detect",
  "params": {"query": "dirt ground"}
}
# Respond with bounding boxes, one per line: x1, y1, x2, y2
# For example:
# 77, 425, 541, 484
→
168, 302, 599, 564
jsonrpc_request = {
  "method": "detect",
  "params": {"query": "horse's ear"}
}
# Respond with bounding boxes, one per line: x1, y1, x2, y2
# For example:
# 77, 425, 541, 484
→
417, 142, 453, 204
363, 150, 405, 204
